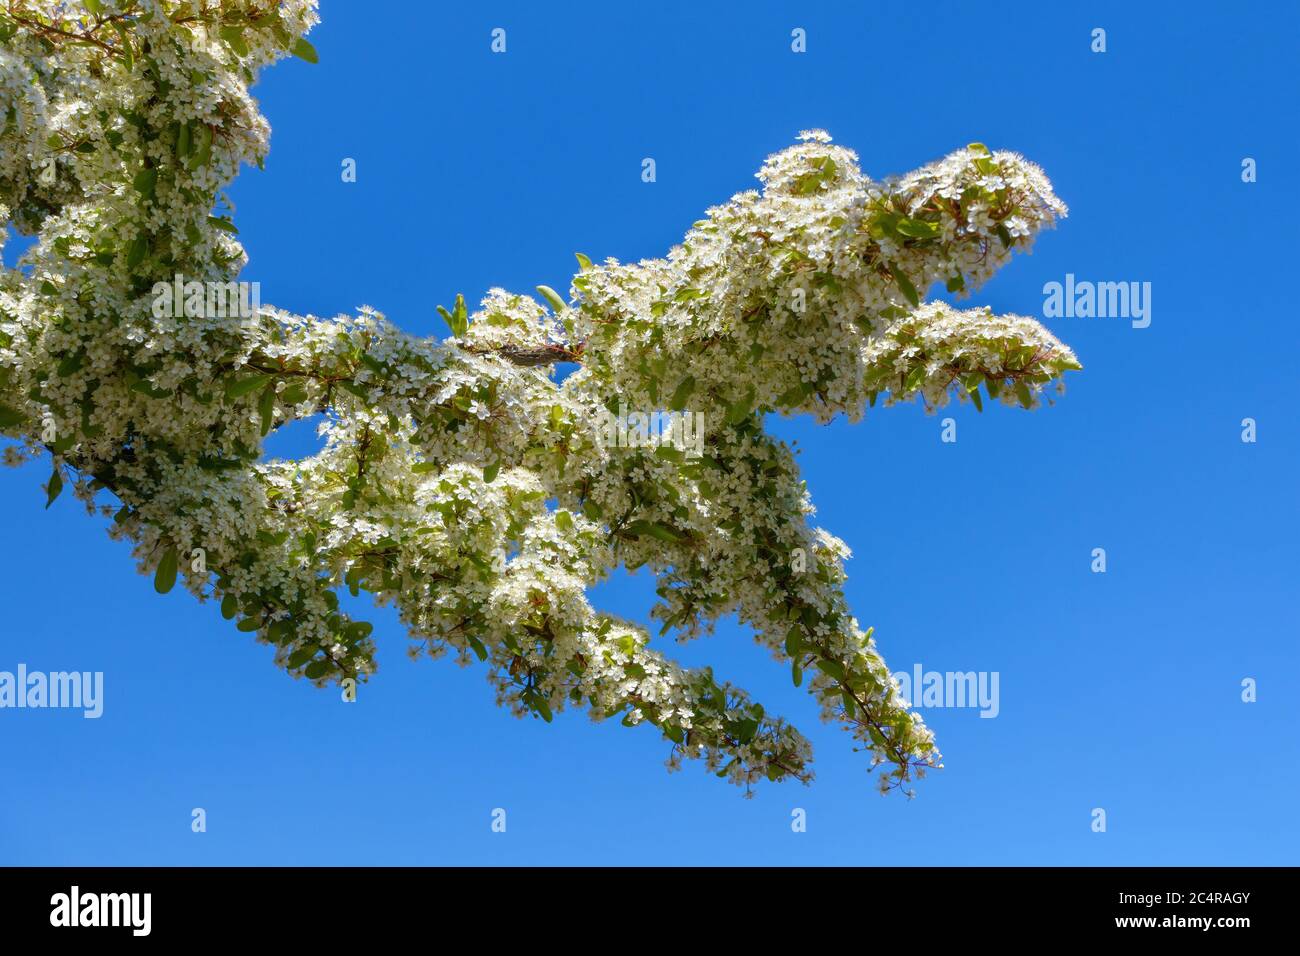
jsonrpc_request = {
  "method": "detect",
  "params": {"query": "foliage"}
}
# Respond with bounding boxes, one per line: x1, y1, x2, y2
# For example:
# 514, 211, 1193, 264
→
0, 2, 1078, 795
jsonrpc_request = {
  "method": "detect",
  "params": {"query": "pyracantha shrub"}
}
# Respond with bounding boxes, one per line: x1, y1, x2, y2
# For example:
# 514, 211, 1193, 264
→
0, 1, 1079, 795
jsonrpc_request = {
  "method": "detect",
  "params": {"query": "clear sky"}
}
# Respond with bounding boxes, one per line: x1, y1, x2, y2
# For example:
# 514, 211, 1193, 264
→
2, 1, 1297, 865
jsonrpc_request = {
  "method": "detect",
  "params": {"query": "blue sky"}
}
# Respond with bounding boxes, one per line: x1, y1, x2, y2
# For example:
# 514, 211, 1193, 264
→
3, 1, 1297, 865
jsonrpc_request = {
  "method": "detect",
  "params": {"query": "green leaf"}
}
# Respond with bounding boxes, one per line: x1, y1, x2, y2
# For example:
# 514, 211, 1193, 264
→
57, 352, 84, 376
794, 172, 824, 195
784, 627, 802, 658
647, 522, 682, 543
258, 384, 275, 436
44, 467, 63, 508
287, 646, 317, 669
841, 689, 857, 718
467, 635, 488, 661
220, 593, 238, 620
220, 25, 248, 57
896, 218, 939, 239
892, 266, 920, 307
1015, 381, 1033, 408
84, 0, 104, 13
225, 373, 271, 400
554, 510, 573, 532
791, 660, 803, 687
154, 547, 178, 594
129, 380, 170, 399
669, 375, 695, 411
452, 634, 483, 665
574, 252, 593, 271
132, 168, 156, 199
483, 461, 500, 483
725, 385, 756, 425
126, 235, 148, 269
0, 403, 24, 428
626, 520, 681, 543
290, 37, 319, 64
186, 124, 212, 169
533, 695, 553, 723
280, 381, 309, 405
776, 381, 814, 407
207, 216, 239, 235
536, 285, 567, 313
304, 659, 330, 679
902, 365, 927, 393
436, 305, 456, 337
816, 658, 845, 682
451, 293, 469, 337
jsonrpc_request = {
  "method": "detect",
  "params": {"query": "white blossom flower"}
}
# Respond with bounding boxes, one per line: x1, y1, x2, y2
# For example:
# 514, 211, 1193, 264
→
0, 0, 1081, 795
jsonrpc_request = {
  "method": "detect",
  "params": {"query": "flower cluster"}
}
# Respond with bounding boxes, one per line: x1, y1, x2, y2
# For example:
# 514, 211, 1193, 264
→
0, 1, 1078, 795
